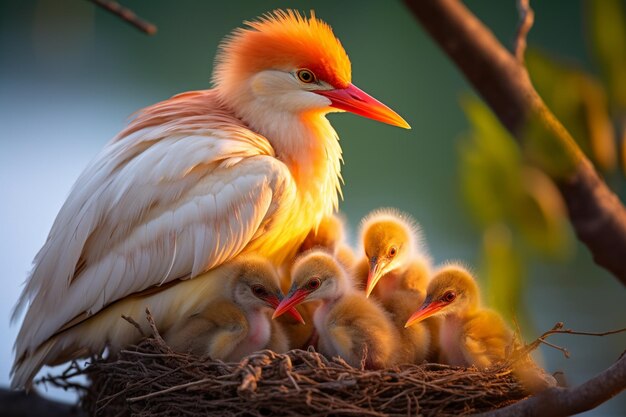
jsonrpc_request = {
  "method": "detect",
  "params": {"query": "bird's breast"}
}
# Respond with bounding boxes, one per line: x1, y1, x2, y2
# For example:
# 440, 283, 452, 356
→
440, 316, 467, 367
227, 310, 271, 360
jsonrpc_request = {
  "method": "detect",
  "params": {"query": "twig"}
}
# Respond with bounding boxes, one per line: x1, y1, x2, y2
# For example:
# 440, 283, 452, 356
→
127, 377, 214, 402
514, 322, 626, 360
536, 338, 570, 359
144, 307, 166, 345
514, 0, 534, 63
89, 0, 157, 35
121, 314, 146, 337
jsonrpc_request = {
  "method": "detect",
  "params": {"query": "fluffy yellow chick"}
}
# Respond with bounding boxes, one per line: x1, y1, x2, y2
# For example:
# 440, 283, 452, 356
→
165, 255, 303, 361
273, 250, 400, 369
298, 213, 357, 270
356, 208, 431, 299
405, 264, 513, 369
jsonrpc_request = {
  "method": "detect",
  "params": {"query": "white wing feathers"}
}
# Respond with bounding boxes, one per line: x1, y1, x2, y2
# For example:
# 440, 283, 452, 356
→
13, 123, 293, 361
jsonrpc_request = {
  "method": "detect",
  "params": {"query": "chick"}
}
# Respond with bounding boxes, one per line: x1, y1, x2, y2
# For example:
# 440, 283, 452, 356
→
279, 213, 356, 349
165, 255, 303, 361
299, 213, 357, 270
405, 264, 513, 369
273, 250, 400, 369
356, 208, 431, 299
380, 290, 431, 364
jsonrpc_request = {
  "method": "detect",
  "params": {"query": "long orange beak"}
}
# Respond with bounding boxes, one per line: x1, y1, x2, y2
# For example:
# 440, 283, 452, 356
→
272, 288, 309, 321
404, 299, 446, 328
315, 83, 411, 129
267, 294, 305, 324
364, 259, 383, 298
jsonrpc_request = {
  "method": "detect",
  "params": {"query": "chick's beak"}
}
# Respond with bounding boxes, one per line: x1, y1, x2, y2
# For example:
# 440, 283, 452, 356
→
314, 83, 411, 129
404, 299, 446, 328
365, 259, 383, 298
267, 294, 305, 324
272, 289, 309, 321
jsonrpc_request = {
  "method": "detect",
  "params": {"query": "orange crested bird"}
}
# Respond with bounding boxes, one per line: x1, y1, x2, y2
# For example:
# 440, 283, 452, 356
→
273, 250, 400, 369
11, 10, 410, 388
356, 209, 431, 299
165, 256, 302, 360
404, 264, 513, 369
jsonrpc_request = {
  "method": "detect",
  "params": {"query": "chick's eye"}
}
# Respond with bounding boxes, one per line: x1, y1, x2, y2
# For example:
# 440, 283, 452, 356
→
307, 277, 321, 290
388, 246, 398, 258
442, 291, 456, 303
297, 69, 316, 84
251, 285, 267, 297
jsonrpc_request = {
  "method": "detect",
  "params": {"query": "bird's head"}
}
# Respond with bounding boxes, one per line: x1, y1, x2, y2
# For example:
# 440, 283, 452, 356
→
359, 209, 423, 297
272, 250, 348, 320
214, 10, 409, 129
405, 264, 479, 328
299, 214, 347, 253
230, 255, 304, 323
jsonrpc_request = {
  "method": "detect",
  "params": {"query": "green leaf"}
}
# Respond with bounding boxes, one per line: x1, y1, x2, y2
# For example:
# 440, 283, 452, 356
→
481, 224, 525, 327
586, 0, 626, 114
513, 167, 572, 258
459, 96, 523, 225
526, 49, 617, 172
459, 96, 573, 257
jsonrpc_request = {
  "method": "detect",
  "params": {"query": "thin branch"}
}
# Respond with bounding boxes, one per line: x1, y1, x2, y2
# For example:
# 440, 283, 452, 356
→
536, 338, 570, 358
89, 0, 157, 35
403, 0, 626, 284
475, 353, 626, 417
122, 314, 147, 337
515, 322, 626, 360
514, 0, 534, 63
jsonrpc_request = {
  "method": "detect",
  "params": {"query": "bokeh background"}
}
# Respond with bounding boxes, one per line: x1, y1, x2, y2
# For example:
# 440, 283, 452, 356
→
0, 0, 624, 415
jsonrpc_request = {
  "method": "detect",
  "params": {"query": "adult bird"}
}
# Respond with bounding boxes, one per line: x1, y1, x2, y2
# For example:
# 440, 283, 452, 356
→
11, 10, 409, 388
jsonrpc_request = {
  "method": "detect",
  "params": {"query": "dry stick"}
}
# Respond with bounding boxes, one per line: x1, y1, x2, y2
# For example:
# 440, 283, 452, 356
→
89, 0, 157, 35
121, 314, 146, 337
514, 0, 534, 63
127, 377, 214, 402
403, 0, 626, 284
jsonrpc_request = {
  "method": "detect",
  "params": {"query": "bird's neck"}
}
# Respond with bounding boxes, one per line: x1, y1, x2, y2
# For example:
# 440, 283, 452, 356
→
445, 303, 479, 323
323, 276, 353, 305
222, 93, 342, 219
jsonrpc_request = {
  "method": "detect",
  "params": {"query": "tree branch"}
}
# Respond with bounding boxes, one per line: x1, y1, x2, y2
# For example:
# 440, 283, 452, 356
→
514, 0, 534, 63
475, 353, 626, 417
403, 0, 626, 284
89, 0, 157, 35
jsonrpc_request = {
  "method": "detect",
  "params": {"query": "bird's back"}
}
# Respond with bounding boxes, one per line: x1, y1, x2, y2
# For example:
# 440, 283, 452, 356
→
381, 290, 431, 364
461, 309, 513, 368
321, 293, 398, 369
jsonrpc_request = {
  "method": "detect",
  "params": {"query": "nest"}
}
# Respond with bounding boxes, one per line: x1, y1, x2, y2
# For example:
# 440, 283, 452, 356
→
42, 313, 546, 417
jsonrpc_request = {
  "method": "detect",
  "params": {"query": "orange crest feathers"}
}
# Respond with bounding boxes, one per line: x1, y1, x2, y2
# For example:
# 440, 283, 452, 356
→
214, 10, 351, 89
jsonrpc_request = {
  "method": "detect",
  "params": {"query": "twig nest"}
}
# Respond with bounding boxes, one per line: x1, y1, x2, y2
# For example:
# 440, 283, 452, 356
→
65, 334, 535, 417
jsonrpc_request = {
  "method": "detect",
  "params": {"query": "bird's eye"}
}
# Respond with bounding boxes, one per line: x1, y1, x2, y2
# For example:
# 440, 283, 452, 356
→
388, 246, 398, 258
442, 291, 456, 303
251, 285, 267, 297
297, 69, 316, 84
306, 277, 321, 290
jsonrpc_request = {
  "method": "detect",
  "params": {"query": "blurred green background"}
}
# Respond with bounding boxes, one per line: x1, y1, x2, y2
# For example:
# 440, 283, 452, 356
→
0, 0, 624, 415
